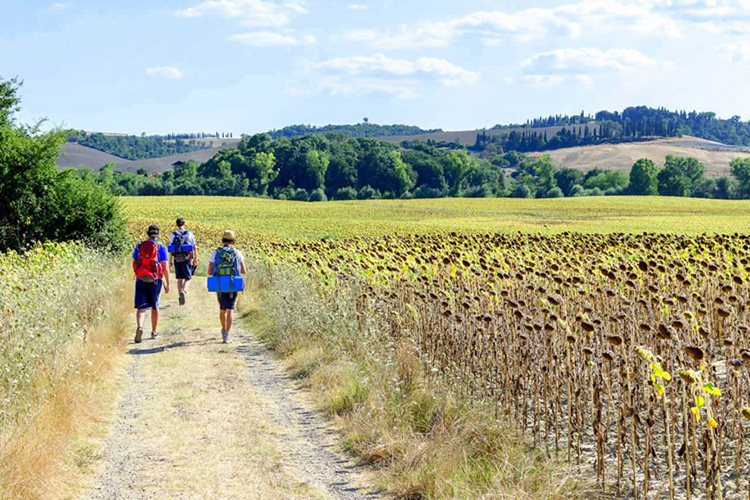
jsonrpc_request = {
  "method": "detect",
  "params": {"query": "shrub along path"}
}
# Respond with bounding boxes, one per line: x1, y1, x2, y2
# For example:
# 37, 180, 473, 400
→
88, 277, 380, 500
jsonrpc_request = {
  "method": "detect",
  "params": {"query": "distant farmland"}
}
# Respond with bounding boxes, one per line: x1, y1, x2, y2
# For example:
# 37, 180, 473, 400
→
542, 136, 750, 177
56, 139, 241, 174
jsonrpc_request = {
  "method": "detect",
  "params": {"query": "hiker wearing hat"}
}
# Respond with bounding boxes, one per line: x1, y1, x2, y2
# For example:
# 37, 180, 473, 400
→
132, 225, 171, 343
168, 218, 198, 305
207, 230, 246, 344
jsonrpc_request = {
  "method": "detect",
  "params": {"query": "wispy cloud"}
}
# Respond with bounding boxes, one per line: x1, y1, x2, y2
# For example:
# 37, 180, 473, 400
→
347, 3, 368, 10
146, 66, 184, 79
51, 2, 71, 10
175, 0, 306, 27
719, 41, 750, 63
303, 53, 478, 99
339, 0, 692, 49
309, 53, 477, 85
521, 48, 657, 84
230, 31, 315, 46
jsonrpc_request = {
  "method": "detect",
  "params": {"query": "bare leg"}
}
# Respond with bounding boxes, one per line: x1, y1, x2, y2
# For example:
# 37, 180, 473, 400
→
177, 278, 185, 293
220, 310, 227, 331
151, 308, 159, 333
136, 309, 147, 328
225, 310, 234, 332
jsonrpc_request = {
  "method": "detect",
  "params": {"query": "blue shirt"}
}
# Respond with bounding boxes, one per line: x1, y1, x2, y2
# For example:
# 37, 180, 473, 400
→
132, 239, 169, 262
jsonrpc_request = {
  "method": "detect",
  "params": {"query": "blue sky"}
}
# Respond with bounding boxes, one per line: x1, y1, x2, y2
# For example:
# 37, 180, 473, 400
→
3, 0, 750, 134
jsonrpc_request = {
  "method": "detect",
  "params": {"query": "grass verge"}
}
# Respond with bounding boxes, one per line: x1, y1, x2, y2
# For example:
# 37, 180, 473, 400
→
242, 265, 600, 499
0, 271, 130, 500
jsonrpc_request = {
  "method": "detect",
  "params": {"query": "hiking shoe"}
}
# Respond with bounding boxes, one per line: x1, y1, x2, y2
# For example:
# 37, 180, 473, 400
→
151, 332, 159, 340
225, 331, 232, 344
134, 327, 143, 344
221, 329, 227, 343
179, 291, 185, 305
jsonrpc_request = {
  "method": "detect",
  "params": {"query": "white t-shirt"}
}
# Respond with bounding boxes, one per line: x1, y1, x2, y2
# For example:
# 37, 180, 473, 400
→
209, 246, 245, 264
169, 229, 196, 247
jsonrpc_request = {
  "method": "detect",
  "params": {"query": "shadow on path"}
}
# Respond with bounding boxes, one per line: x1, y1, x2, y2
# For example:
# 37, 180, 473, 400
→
128, 339, 215, 355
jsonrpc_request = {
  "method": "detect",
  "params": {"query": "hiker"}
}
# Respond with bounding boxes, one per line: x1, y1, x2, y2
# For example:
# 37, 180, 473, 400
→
207, 230, 246, 344
132, 225, 170, 343
168, 218, 198, 306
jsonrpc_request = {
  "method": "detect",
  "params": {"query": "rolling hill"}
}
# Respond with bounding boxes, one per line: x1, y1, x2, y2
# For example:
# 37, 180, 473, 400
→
540, 136, 750, 177
56, 139, 241, 174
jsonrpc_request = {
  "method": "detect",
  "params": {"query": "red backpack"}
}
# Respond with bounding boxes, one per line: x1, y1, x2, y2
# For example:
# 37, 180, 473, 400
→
134, 240, 161, 282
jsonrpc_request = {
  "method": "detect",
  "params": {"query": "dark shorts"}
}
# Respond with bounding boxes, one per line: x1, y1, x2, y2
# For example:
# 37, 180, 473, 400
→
217, 292, 238, 310
174, 260, 194, 280
135, 279, 163, 310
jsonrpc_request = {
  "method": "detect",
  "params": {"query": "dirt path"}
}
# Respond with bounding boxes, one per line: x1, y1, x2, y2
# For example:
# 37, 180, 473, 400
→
88, 278, 380, 500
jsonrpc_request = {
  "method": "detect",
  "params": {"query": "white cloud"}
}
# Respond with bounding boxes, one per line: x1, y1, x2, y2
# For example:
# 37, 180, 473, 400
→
339, 29, 378, 41
230, 31, 315, 45
175, 0, 306, 27
146, 66, 184, 79
522, 48, 657, 74
304, 53, 478, 99
308, 53, 478, 85
51, 2, 70, 9
521, 48, 656, 85
342, 0, 688, 49
720, 41, 750, 62
347, 3, 368, 10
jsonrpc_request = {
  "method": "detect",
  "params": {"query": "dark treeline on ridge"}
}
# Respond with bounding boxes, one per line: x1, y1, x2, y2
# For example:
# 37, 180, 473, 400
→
268, 122, 442, 140
478, 106, 750, 153
93, 131, 750, 201
69, 131, 219, 160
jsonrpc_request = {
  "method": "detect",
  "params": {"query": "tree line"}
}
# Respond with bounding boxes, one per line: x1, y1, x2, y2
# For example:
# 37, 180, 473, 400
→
92, 132, 750, 201
269, 122, 442, 140
486, 105, 750, 149
70, 132, 214, 161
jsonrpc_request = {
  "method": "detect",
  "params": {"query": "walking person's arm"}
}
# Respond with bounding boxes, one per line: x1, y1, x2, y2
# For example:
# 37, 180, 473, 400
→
162, 260, 170, 293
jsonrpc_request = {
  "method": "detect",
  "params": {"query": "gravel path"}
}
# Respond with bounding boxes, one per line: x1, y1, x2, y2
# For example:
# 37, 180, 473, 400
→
87, 287, 381, 500
236, 334, 379, 500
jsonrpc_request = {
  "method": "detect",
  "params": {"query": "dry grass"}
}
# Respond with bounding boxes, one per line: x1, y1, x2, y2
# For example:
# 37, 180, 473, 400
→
0, 280, 130, 500
247, 266, 600, 499
88, 279, 325, 499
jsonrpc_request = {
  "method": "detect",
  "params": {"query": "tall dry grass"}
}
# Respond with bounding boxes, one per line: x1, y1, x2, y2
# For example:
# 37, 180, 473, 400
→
245, 264, 598, 499
0, 243, 128, 499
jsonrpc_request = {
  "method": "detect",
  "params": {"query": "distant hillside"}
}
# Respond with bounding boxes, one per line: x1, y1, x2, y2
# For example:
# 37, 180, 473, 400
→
268, 123, 442, 140
56, 139, 241, 173
541, 136, 750, 178
69, 132, 216, 160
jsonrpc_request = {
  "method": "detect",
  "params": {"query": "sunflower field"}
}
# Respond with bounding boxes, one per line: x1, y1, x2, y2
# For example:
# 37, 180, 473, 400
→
125, 196, 750, 498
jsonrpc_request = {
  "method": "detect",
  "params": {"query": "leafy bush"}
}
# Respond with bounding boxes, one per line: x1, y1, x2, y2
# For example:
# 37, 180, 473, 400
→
292, 188, 309, 202
463, 184, 493, 198
357, 185, 380, 200
334, 187, 358, 200
0, 93, 126, 251
546, 187, 564, 198
309, 188, 328, 202
400, 191, 414, 200
413, 185, 445, 199
510, 182, 532, 199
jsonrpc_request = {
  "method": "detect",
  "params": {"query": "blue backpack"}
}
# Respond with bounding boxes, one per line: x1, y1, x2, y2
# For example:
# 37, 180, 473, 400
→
213, 247, 240, 277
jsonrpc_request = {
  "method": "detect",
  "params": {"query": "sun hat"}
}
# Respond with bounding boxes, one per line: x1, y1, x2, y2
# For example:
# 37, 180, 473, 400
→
222, 230, 236, 243
147, 225, 160, 236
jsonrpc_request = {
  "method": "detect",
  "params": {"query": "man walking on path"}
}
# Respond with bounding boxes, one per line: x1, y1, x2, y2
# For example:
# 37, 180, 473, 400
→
133, 225, 170, 343
207, 230, 246, 344
169, 218, 198, 306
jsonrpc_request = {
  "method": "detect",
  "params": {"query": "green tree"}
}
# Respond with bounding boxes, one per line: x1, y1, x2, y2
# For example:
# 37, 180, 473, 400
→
628, 158, 658, 195
730, 157, 750, 198
444, 149, 472, 196
249, 151, 277, 194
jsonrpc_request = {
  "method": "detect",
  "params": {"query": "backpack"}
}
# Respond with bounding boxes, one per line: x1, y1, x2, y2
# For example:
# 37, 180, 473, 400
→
171, 230, 191, 263
134, 240, 161, 283
212, 247, 240, 277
